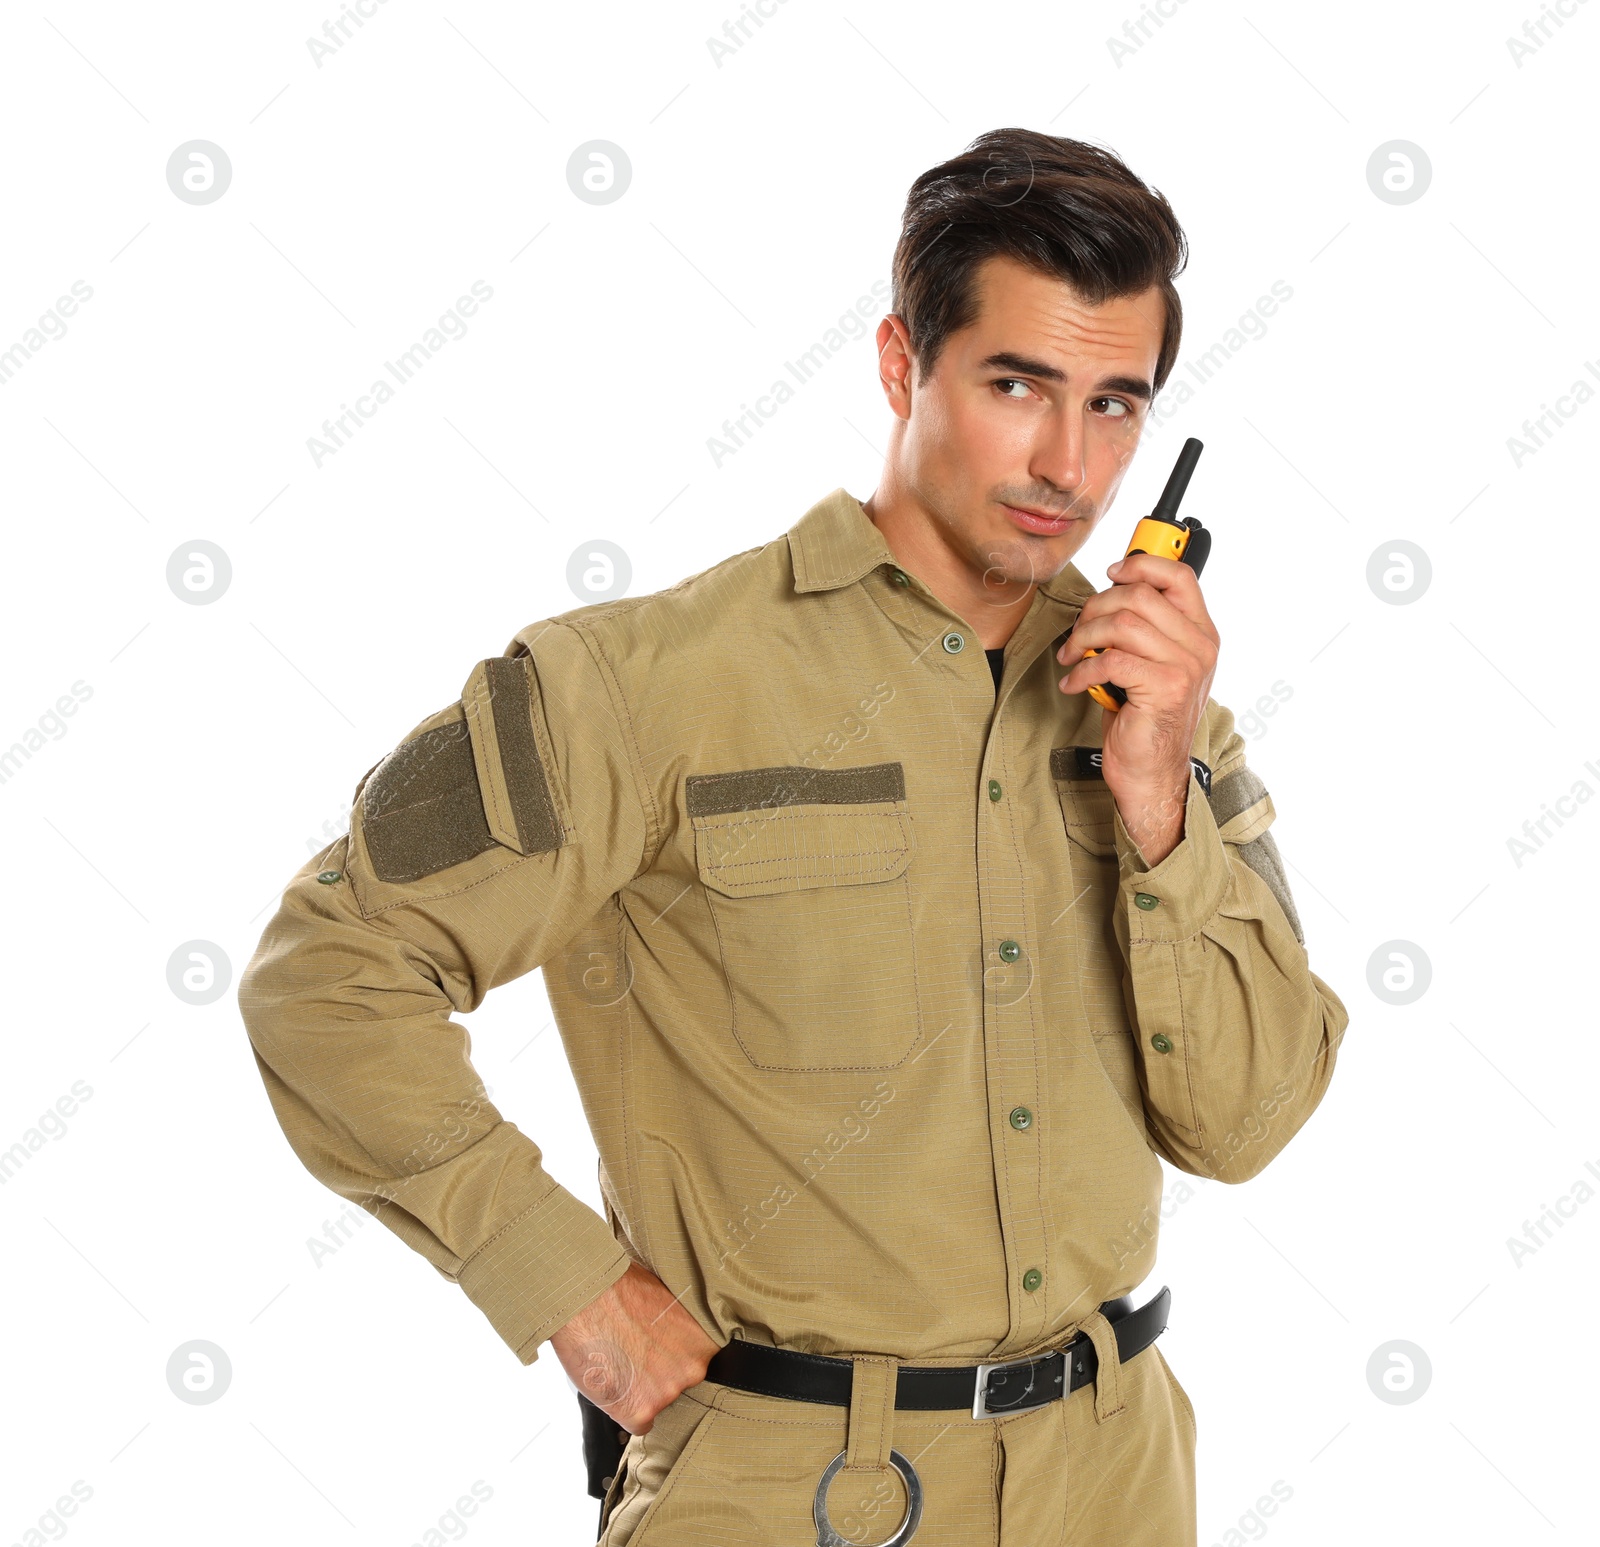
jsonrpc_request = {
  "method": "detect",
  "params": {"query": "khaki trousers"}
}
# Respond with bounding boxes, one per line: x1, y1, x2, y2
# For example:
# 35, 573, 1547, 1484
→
596, 1323, 1197, 1547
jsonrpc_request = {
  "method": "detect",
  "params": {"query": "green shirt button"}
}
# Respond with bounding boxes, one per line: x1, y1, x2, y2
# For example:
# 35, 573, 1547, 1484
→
998, 939, 1021, 963
1135, 892, 1160, 911
942, 631, 965, 653
988, 779, 1003, 802
316, 870, 343, 885
1151, 1033, 1173, 1054
891, 568, 909, 586
1022, 1267, 1042, 1293
1009, 1105, 1033, 1131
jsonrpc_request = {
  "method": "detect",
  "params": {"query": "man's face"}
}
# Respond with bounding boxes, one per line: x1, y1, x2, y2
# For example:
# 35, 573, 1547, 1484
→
889, 253, 1165, 590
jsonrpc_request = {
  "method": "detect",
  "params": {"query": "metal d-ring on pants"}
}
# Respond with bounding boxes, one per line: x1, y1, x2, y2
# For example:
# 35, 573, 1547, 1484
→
812, 1444, 923, 1547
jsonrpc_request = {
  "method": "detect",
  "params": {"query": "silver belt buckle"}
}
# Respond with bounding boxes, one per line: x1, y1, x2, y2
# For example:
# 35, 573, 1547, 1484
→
971, 1349, 1063, 1419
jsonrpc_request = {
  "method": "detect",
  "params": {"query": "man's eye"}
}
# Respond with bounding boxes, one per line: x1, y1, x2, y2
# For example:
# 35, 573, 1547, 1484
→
1094, 397, 1132, 419
994, 378, 1031, 399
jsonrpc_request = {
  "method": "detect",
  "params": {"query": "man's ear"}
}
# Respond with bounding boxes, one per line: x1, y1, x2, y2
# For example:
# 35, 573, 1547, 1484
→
876, 314, 915, 421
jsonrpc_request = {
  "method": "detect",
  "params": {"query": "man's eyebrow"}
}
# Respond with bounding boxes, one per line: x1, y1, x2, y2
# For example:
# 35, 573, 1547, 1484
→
977, 350, 1153, 402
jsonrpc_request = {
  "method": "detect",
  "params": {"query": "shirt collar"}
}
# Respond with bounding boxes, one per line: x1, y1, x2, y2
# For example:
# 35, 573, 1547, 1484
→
787, 485, 1097, 607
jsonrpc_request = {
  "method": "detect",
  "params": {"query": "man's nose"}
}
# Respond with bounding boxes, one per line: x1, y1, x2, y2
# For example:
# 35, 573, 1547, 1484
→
1030, 413, 1088, 505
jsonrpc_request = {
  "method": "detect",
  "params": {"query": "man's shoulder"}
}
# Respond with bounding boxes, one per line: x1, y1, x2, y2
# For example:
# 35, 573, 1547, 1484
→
510, 530, 794, 664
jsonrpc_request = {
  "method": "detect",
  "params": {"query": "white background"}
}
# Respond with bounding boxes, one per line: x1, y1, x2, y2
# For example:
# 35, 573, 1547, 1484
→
2, 1, 1596, 1543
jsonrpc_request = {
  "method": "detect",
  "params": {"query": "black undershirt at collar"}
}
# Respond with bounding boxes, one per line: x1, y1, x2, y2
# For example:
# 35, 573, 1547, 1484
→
985, 646, 1005, 695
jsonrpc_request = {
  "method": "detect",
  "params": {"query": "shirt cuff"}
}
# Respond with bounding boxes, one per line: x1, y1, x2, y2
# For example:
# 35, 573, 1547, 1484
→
1112, 769, 1232, 942
454, 1181, 634, 1366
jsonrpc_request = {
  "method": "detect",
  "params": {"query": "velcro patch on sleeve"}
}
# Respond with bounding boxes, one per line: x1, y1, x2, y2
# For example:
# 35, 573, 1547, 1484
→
361, 717, 499, 882
1209, 764, 1268, 826
1237, 830, 1304, 944
461, 655, 565, 857
1209, 764, 1303, 943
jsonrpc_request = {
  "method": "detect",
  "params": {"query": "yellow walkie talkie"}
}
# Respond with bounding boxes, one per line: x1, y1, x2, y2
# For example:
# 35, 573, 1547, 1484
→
1085, 436, 1210, 713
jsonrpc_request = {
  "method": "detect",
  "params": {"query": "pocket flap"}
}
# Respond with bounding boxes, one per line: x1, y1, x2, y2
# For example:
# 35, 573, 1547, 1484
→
1050, 744, 1116, 855
694, 804, 914, 897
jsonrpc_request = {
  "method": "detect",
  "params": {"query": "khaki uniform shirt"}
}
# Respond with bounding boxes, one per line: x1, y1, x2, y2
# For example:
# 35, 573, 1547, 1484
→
239, 486, 1348, 1370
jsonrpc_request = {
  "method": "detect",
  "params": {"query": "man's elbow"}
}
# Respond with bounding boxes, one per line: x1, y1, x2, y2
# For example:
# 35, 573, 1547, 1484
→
1158, 1074, 1335, 1185
1157, 1128, 1279, 1186
1220, 1074, 1339, 1184
237, 931, 307, 1060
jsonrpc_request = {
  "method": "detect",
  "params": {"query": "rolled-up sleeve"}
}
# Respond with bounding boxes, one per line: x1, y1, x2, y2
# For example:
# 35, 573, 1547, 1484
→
237, 620, 653, 1364
1108, 702, 1348, 1183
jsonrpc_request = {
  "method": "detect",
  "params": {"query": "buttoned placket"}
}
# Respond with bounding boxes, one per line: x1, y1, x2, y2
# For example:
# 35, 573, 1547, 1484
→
870, 562, 1088, 1355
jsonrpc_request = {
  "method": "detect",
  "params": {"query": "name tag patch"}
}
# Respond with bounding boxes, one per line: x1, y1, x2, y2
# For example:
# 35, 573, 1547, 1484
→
1051, 745, 1213, 797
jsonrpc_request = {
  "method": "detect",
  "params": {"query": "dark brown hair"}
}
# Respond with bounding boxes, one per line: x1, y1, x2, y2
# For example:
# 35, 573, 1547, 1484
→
891, 128, 1188, 392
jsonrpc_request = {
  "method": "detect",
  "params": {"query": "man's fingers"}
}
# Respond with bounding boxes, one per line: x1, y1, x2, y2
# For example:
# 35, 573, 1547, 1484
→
1111, 549, 1200, 594
1061, 645, 1168, 696
1063, 579, 1215, 662
1063, 581, 1218, 679
1105, 552, 1212, 629
552, 1261, 717, 1435
1068, 605, 1167, 660
1065, 606, 1205, 671
1061, 645, 1198, 707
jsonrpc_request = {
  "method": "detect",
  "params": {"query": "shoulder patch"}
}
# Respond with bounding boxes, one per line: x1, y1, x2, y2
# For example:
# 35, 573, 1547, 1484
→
359, 656, 566, 885
361, 717, 498, 882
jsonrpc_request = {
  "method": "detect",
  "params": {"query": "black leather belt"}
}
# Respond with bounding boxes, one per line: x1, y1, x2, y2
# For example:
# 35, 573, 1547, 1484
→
705, 1285, 1170, 1419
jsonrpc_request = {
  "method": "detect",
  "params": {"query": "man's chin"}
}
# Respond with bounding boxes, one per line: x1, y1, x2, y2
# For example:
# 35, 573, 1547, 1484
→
972, 536, 1065, 593
986, 510, 1085, 567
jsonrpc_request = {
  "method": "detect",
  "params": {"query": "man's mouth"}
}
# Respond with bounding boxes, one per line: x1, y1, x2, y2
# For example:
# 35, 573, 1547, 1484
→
1000, 502, 1077, 535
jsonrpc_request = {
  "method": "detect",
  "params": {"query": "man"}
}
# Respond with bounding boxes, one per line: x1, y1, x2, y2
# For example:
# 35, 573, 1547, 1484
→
239, 127, 1347, 1546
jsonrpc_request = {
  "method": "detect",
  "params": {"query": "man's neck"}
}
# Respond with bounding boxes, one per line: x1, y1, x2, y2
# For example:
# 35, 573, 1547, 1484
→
861, 488, 1038, 650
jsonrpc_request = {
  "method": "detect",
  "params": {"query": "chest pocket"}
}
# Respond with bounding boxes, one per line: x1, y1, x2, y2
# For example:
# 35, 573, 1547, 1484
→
688, 762, 923, 1072
1049, 745, 1215, 1029
1049, 746, 1129, 1040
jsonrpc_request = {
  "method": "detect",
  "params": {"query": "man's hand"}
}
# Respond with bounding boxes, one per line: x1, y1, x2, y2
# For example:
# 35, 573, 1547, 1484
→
1056, 550, 1220, 867
549, 1261, 721, 1435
